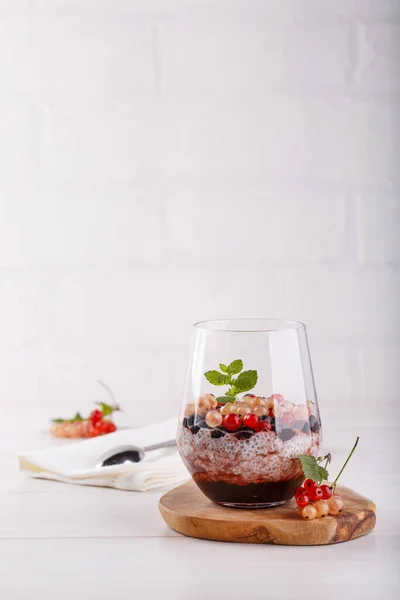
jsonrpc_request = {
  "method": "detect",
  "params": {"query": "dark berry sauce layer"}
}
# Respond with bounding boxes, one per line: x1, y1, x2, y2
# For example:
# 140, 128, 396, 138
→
193, 473, 304, 506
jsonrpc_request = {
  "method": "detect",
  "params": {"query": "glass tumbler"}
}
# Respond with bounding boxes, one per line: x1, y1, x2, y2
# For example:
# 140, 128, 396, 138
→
177, 319, 322, 508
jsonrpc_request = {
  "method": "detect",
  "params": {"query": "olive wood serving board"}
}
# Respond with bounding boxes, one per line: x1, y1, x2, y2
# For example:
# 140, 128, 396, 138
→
159, 481, 376, 546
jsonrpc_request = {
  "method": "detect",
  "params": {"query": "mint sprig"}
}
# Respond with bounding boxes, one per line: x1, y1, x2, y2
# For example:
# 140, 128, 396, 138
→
204, 359, 258, 399
51, 412, 84, 424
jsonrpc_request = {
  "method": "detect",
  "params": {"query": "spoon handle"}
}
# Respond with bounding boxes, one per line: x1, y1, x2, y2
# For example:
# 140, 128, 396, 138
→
143, 439, 177, 452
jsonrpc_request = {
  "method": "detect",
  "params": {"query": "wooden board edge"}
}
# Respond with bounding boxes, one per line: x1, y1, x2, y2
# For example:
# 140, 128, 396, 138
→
158, 483, 377, 546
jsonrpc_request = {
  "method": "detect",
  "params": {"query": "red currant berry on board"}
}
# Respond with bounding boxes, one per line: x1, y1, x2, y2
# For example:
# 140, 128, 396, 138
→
304, 478, 316, 491
294, 486, 306, 498
309, 486, 324, 501
296, 494, 310, 508
243, 413, 258, 429
223, 414, 241, 431
320, 484, 333, 500
90, 409, 103, 424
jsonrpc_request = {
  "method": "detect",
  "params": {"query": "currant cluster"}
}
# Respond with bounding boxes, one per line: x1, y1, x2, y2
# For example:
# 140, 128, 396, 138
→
50, 382, 120, 439
294, 437, 359, 520
183, 392, 320, 441
87, 409, 117, 438
294, 479, 344, 519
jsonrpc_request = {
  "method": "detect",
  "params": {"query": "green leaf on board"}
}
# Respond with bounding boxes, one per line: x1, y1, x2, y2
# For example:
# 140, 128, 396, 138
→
298, 454, 329, 482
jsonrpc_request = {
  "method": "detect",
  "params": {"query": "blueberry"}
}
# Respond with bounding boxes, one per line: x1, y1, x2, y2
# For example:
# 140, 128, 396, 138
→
194, 414, 203, 425
182, 417, 188, 428
187, 415, 195, 427
239, 426, 253, 433
191, 425, 200, 435
302, 422, 311, 434
259, 415, 271, 423
211, 429, 225, 439
238, 431, 253, 440
235, 426, 253, 440
309, 415, 317, 427
279, 428, 294, 442
197, 420, 210, 429
294, 420, 306, 430
311, 422, 320, 433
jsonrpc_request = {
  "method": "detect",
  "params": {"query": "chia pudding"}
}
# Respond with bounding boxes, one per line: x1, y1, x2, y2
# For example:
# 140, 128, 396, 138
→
177, 393, 322, 508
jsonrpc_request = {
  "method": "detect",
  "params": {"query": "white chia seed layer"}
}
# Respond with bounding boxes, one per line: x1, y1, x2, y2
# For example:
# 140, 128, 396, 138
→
177, 426, 322, 485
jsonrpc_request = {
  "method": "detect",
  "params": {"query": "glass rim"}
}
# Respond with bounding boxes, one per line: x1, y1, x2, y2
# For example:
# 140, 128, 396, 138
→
193, 318, 306, 333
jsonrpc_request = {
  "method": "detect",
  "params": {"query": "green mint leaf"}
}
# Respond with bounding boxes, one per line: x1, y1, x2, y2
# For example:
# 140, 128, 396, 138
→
219, 363, 229, 373
228, 359, 243, 375
298, 455, 329, 482
95, 401, 120, 416
51, 412, 84, 424
216, 396, 237, 404
204, 370, 230, 386
230, 369, 257, 393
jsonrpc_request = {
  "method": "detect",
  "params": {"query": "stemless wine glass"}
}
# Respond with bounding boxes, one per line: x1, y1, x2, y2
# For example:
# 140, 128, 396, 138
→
177, 319, 322, 508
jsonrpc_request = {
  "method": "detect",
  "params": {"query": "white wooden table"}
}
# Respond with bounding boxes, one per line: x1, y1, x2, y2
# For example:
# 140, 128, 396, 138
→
1, 407, 398, 599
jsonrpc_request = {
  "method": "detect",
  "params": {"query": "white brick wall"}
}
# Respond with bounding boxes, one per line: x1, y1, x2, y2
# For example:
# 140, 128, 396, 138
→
0, 0, 399, 428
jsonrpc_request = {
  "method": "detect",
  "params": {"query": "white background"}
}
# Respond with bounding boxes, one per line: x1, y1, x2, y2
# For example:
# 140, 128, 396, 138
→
0, 0, 399, 431
0, 3, 399, 598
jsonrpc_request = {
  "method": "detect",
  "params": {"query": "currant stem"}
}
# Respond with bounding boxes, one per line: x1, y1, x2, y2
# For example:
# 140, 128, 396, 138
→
332, 436, 359, 492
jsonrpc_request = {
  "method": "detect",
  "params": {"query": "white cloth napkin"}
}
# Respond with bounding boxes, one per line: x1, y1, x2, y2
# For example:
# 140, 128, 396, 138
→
19, 417, 189, 492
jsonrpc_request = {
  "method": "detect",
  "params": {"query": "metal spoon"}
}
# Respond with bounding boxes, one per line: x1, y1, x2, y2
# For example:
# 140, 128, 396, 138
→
97, 440, 177, 468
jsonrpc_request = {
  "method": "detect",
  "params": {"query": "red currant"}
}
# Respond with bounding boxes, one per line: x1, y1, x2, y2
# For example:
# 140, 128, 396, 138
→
223, 413, 241, 431
268, 408, 274, 417
88, 422, 102, 437
296, 494, 309, 507
308, 486, 324, 501
89, 409, 103, 424
102, 421, 116, 434
304, 478, 316, 491
243, 413, 258, 429
320, 484, 333, 500
294, 486, 306, 498
254, 421, 267, 432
